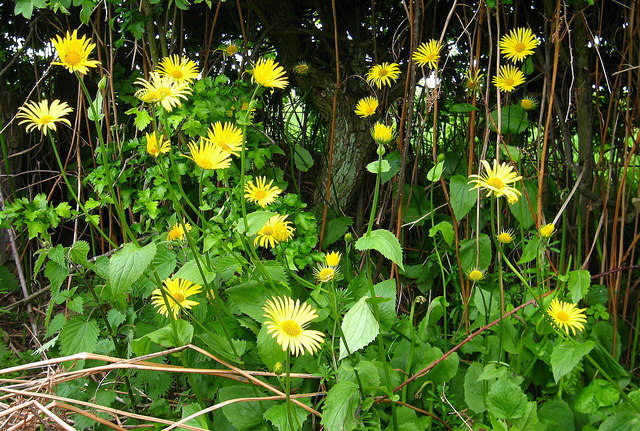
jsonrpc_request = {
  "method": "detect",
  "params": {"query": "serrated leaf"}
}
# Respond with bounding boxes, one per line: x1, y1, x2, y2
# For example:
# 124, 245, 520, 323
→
107, 309, 126, 329
109, 242, 156, 296
486, 376, 527, 420
235, 211, 276, 235
355, 229, 404, 270
69, 240, 90, 267
339, 296, 379, 360
320, 381, 360, 431
59, 317, 99, 355
449, 175, 477, 220
174, 259, 215, 286
550, 341, 595, 383
517, 236, 540, 264
144, 320, 193, 348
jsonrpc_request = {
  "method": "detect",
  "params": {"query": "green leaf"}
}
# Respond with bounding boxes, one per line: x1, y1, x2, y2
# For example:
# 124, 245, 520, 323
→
449, 175, 477, 220
125, 108, 153, 131
489, 105, 529, 134
429, 221, 454, 246
355, 229, 404, 270
339, 296, 379, 360
0, 265, 20, 293
459, 234, 492, 272
219, 386, 275, 431
599, 413, 640, 431
486, 376, 528, 420
508, 181, 537, 229
567, 270, 590, 302
464, 362, 486, 413
320, 381, 360, 431
381, 151, 402, 183
257, 325, 286, 370
293, 145, 314, 172
517, 236, 541, 264
227, 281, 267, 321
69, 240, 90, 267
174, 259, 215, 286
449, 103, 478, 113
374, 279, 396, 329
181, 403, 208, 430
321, 217, 353, 248
538, 399, 574, 431
144, 320, 194, 348
550, 341, 595, 383
426, 161, 444, 182
235, 211, 276, 235
107, 309, 126, 329
87, 91, 104, 122
59, 317, 99, 355
264, 401, 310, 431
366, 160, 391, 174
513, 402, 539, 431
109, 242, 156, 296
14, 0, 34, 19
574, 379, 620, 414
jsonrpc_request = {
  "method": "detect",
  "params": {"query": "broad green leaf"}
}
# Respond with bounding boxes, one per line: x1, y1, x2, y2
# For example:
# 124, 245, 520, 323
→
538, 399, 574, 431
339, 296, 379, 360
227, 281, 267, 321
87, 90, 104, 122
338, 361, 380, 394
293, 145, 314, 172
599, 413, 640, 431
15, 0, 34, 19
486, 376, 527, 420
59, 317, 99, 355
517, 236, 541, 264
355, 229, 404, 270
373, 279, 396, 329
366, 159, 391, 174
508, 181, 537, 229
464, 362, 486, 413
449, 103, 478, 113
174, 259, 215, 286
429, 221, 454, 246
426, 161, 444, 182
459, 234, 492, 272
144, 320, 194, 348
125, 108, 152, 131
550, 341, 595, 383
198, 333, 246, 361
381, 151, 402, 183
574, 379, 620, 414
235, 211, 276, 235
321, 217, 353, 248
107, 309, 126, 329
219, 386, 275, 431
568, 270, 591, 302
449, 175, 477, 220
69, 240, 90, 267
109, 242, 156, 296
513, 402, 539, 431
257, 325, 286, 370
320, 381, 360, 431
263, 401, 310, 431
181, 403, 209, 430
489, 104, 529, 134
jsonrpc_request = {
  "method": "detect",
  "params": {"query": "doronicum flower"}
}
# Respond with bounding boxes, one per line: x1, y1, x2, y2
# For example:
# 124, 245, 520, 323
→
492, 65, 525, 92
547, 298, 587, 335
135, 72, 192, 112
244, 176, 283, 208
151, 277, 202, 318
468, 160, 523, 203
167, 221, 192, 241
314, 264, 338, 283
539, 223, 556, 238
263, 296, 325, 356
499, 28, 539, 63
496, 229, 515, 244
467, 269, 485, 281
354, 96, 379, 118
371, 122, 394, 145
520, 96, 539, 110
254, 214, 295, 248
325, 251, 341, 267
465, 69, 484, 91
146, 132, 170, 157
51, 30, 101, 74
251, 58, 289, 89
293, 62, 310, 75
413, 40, 444, 69
16, 99, 73, 136
205, 122, 244, 156
365, 62, 401, 88
224, 44, 238, 55
157, 55, 199, 83
182, 139, 232, 170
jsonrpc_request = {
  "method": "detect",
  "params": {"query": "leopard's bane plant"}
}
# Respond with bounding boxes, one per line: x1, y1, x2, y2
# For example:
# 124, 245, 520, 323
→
263, 296, 325, 356
51, 30, 101, 74
16, 100, 73, 135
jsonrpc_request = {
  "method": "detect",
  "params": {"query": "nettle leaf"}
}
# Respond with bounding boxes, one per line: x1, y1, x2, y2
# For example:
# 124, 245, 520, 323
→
69, 240, 91, 267
486, 376, 528, 420
550, 341, 595, 383
339, 296, 379, 360
320, 381, 360, 431
109, 242, 156, 297
567, 270, 591, 302
449, 175, 477, 220
355, 229, 404, 270
59, 317, 99, 355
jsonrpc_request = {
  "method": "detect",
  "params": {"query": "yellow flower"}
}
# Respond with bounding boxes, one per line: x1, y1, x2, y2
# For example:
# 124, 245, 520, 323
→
166, 221, 192, 241
371, 122, 394, 144
413, 40, 444, 69
16, 99, 73, 136
354, 96, 379, 118
468, 160, 523, 202
293, 62, 309, 75
157, 55, 199, 83
224, 44, 239, 55
465, 69, 484, 91
244, 176, 283, 208
539, 223, 556, 238
51, 30, 101, 74
145, 132, 170, 157
135, 72, 192, 112
492, 65, 526, 92
547, 298, 587, 335
499, 28, 539, 63
254, 214, 295, 248
496, 229, 515, 244
467, 269, 485, 281
520, 96, 539, 110
182, 139, 232, 170
314, 264, 337, 283
325, 251, 341, 267
152, 278, 201, 318
263, 296, 325, 356
205, 122, 244, 156
252, 58, 289, 89
365, 62, 401, 88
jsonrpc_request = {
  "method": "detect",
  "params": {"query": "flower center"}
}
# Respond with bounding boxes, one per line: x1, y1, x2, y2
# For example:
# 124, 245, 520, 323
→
318, 268, 335, 282
504, 78, 515, 87
514, 42, 526, 52
486, 177, 506, 190
254, 189, 267, 199
171, 69, 184, 79
262, 226, 275, 236
498, 233, 513, 243
469, 270, 483, 281
215, 140, 230, 151
426, 53, 436, 60
555, 311, 570, 323
281, 320, 302, 336
38, 115, 55, 125
172, 291, 185, 303
378, 68, 389, 77
64, 51, 82, 66
157, 87, 172, 99
521, 99, 533, 109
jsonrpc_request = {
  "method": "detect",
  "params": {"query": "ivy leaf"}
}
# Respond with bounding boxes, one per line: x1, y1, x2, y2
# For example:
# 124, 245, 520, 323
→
355, 229, 404, 270
320, 381, 360, 431
339, 296, 379, 360
109, 242, 156, 297
59, 317, 99, 355
550, 341, 595, 383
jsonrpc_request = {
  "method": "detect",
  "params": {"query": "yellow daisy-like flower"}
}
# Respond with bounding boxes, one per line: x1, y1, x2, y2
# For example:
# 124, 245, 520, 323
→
547, 298, 587, 335
205, 122, 244, 156
365, 62, 401, 89
182, 139, 232, 170
467, 269, 485, 281
499, 28, 539, 63
496, 229, 515, 244
413, 40, 444, 69
325, 251, 341, 267
135, 72, 192, 112
145, 132, 170, 157
468, 160, 523, 202
293, 62, 310, 75
263, 296, 325, 356
371, 122, 394, 145
244, 176, 283, 208
224, 44, 239, 55
465, 69, 484, 91
157, 55, 199, 83
539, 223, 556, 238
151, 278, 202, 318
492, 65, 526, 92
520, 96, 539, 110
16, 99, 73, 136
354, 96, 379, 118
166, 221, 192, 241
251, 58, 289, 89
51, 30, 101, 75
254, 214, 295, 248
314, 264, 338, 283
